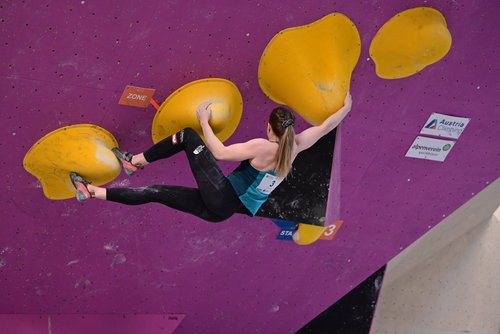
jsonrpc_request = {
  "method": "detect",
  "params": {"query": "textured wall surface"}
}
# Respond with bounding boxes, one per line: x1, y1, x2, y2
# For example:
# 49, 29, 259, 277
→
0, 314, 184, 334
1, 1, 499, 333
371, 180, 500, 334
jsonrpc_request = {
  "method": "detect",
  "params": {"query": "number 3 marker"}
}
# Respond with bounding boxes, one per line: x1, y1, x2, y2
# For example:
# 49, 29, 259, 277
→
320, 220, 344, 240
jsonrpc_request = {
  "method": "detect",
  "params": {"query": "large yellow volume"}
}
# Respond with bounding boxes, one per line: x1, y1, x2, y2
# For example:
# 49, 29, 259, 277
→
23, 124, 121, 200
152, 78, 243, 143
370, 7, 452, 79
258, 13, 360, 125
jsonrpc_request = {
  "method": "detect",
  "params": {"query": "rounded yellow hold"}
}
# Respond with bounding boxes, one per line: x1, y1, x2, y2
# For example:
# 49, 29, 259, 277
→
23, 124, 121, 200
258, 13, 361, 125
369, 7, 452, 79
293, 223, 327, 246
152, 78, 243, 144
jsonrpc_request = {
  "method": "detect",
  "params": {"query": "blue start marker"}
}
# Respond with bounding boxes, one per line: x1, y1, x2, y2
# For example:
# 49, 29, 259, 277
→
276, 228, 295, 240
272, 219, 297, 241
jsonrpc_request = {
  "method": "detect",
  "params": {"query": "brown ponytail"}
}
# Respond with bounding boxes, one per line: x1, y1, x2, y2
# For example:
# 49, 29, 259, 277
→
269, 107, 295, 179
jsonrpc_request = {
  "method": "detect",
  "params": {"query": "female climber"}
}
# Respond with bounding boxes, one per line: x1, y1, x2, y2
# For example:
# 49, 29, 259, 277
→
70, 92, 352, 222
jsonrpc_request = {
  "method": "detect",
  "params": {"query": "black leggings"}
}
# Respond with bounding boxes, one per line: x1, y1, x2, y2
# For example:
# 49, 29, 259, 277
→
106, 128, 244, 222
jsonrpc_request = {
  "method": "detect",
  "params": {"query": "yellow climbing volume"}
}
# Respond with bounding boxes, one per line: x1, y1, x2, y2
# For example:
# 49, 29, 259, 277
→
23, 124, 121, 200
152, 78, 243, 144
370, 7, 452, 79
259, 13, 361, 125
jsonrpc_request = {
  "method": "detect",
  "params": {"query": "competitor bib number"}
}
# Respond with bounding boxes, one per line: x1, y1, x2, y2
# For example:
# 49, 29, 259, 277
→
256, 174, 282, 195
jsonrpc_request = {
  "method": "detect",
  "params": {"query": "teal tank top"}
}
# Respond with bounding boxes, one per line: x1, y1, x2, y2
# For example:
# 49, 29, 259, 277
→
227, 160, 283, 216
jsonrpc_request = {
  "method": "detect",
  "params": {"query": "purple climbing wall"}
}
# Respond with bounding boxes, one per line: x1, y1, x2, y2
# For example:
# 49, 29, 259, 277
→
1, 1, 499, 333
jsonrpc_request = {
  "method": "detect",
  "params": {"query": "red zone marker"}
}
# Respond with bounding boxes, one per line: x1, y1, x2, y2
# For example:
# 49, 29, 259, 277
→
118, 85, 159, 110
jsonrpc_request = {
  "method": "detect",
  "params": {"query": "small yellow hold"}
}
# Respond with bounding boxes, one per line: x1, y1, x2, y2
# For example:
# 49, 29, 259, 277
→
152, 78, 243, 144
259, 13, 361, 125
293, 223, 327, 246
369, 7, 452, 79
23, 124, 121, 200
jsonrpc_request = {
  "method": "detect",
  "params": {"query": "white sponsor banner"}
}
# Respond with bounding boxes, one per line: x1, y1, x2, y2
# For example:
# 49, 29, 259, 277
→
420, 113, 470, 139
405, 136, 456, 162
